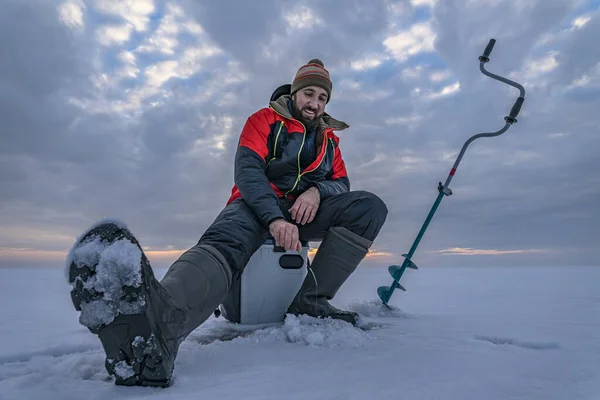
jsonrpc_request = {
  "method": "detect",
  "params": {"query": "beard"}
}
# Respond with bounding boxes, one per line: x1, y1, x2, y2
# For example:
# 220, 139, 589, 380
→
291, 101, 322, 131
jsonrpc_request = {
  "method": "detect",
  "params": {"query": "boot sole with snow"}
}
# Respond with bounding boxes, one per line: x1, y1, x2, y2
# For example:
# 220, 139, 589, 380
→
67, 223, 172, 387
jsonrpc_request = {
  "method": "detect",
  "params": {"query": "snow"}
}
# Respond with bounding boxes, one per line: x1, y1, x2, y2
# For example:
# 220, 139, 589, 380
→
1, 265, 599, 399
69, 234, 144, 328
113, 360, 135, 380
231, 313, 377, 348
64, 218, 131, 282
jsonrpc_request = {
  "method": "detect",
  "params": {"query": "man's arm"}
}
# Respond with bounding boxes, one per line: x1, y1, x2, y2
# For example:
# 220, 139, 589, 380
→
312, 139, 350, 198
234, 110, 285, 228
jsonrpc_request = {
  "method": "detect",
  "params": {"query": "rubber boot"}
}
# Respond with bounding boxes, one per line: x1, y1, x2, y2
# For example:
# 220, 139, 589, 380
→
67, 221, 231, 387
286, 226, 372, 325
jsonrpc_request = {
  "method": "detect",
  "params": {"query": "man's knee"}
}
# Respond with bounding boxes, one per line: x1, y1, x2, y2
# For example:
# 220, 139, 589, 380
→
198, 199, 267, 275
350, 190, 388, 223
335, 190, 388, 241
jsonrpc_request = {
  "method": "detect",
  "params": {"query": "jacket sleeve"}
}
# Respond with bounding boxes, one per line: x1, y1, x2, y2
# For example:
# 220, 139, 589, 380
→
313, 140, 350, 198
234, 110, 285, 228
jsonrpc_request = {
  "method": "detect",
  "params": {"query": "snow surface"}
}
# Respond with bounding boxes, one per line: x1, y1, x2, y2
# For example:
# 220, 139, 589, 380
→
1, 266, 599, 399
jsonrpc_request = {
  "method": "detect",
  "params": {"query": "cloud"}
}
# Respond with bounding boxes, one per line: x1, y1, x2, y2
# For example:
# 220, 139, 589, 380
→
351, 56, 386, 71
554, 8, 600, 86
402, 65, 425, 79
116, 50, 140, 79
91, 0, 155, 32
283, 4, 323, 30
58, 1, 86, 29
430, 69, 452, 82
0, 0, 94, 160
366, 250, 396, 260
96, 23, 134, 46
385, 115, 423, 126
136, 5, 181, 55
384, 22, 436, 62
411, 0, 437, 7
572, 14, 592, 29
423, 81, 461, 99
1, 0, 599, 270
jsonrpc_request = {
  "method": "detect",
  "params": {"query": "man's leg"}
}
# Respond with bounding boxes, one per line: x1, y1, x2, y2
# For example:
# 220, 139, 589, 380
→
159, 197, 269, 333
294, 189, 388, 242
285, 190, 388, 324
66, 199, 267, 387
184, 198, 271, 323
192, 198, 271, 277
66, 220, 219, 387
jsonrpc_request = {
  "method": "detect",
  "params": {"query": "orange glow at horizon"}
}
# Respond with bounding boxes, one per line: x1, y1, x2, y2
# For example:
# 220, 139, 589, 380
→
431, 247, 551, 256
308, 247, 394, 260
0, 246, 397, 265
0, 247, 188, 263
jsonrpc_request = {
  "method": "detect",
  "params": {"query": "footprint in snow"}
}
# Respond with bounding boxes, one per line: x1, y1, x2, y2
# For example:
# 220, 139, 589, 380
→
474, 335, 560, 350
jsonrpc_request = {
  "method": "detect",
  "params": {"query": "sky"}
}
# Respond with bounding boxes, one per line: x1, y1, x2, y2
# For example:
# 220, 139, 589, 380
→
1, 0, 599, 270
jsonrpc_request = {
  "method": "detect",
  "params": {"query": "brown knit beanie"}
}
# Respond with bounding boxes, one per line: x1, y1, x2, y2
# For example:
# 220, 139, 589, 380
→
290, 59, 332, 103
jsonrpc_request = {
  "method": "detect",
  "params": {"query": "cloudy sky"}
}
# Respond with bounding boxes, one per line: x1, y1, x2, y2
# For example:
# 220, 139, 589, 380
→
1, 0, 599, 271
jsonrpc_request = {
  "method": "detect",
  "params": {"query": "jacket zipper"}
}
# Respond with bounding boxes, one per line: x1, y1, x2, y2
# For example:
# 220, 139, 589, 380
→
300, 131, 330, 175
285, 125, 307, 196
285, 129, 330, 196
267, 121, 284, 166
268, 106, 330, 197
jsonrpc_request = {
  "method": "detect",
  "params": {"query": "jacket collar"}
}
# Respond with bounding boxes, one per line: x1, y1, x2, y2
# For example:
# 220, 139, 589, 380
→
269, 94, 349, 132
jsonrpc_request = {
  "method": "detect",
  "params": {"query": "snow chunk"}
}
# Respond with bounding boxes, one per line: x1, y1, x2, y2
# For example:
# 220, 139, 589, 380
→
70, 235, 145, 329
64, 218, 131, 283
346, 299, 415, 319
71, 236, 107, 270
257, 314, 373, 348
282, 314, 369, 347
132, 335, 158, 356
132, 336, 145, 347
79, 300, 117, 328
89, 238, 143, 293
113, 361, 135, 380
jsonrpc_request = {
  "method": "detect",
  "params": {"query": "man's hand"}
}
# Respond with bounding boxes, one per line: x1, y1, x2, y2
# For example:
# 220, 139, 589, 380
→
269, 219, 302, 252
289, 187, 320, 225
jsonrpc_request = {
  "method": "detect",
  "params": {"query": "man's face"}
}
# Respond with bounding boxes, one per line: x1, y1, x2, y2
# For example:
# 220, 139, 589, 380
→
292, 86, 328, 128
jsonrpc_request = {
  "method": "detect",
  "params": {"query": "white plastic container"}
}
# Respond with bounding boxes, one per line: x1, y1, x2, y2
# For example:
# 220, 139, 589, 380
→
218, 237, 309, 325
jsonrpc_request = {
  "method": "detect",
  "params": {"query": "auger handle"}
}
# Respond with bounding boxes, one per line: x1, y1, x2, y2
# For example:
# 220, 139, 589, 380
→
508, 96, 525, 121
480, 39, 496, 62
441, 38, 526, 189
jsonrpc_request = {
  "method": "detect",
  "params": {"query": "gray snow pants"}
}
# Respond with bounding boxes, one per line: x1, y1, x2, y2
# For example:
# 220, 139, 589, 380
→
197, 190, 388, 277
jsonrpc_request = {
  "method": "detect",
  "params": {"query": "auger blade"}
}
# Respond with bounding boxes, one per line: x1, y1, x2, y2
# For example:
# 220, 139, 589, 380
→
392, 280, 406, 292
401, 254, 418, 269
377, 286, 392, 304
388, 265, 403, 279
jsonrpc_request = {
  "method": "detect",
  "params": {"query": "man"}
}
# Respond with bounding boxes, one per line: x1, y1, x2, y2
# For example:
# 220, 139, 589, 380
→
66, 59, 388, 387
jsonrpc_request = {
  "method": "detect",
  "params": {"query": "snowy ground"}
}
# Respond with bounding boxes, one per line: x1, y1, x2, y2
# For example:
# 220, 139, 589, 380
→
0, 265, 599, 400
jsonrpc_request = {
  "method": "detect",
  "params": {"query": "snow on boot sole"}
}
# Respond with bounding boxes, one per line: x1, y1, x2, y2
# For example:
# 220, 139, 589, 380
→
67, 222, 173, 387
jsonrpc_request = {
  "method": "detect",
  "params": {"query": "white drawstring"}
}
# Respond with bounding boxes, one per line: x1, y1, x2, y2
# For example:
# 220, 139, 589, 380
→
306, 258, 318, 315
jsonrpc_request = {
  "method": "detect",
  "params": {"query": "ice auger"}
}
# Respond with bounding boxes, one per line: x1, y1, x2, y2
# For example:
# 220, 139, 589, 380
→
377, 38, 526, 307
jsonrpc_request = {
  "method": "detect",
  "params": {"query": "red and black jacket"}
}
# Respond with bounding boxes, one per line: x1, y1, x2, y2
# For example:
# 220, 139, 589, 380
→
227, 93, 351, 228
